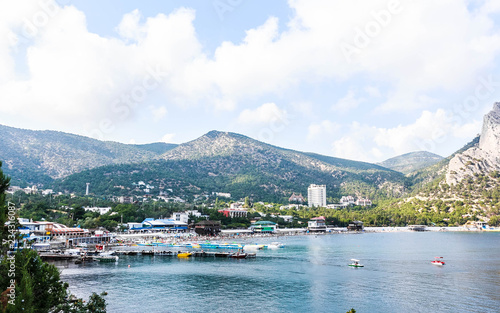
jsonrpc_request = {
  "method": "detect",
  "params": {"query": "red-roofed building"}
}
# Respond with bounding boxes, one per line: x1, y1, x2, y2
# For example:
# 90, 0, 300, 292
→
308, 216, 327, 232
218, 208, 248, 218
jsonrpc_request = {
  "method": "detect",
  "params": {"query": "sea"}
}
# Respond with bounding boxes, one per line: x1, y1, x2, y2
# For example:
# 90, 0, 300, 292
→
59, 232, 500, 313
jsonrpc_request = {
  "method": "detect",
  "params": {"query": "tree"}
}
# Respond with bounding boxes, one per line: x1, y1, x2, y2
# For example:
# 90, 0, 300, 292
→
243, 196, 251, 208
0, 161, 107, 312
0, 161, 11, 255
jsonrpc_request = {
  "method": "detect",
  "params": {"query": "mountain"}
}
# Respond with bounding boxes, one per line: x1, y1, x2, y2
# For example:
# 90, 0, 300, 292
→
377, 151, 444, 174
132, 143, 177, 155
53, 131, 407, 202
385, 102, 500, 223
0, 124, 172, 186
405, 136, 479, 191
446, 102, 500, 185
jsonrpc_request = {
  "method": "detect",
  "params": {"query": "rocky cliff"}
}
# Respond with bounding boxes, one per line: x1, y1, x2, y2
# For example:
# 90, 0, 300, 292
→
446, 102, 500, 184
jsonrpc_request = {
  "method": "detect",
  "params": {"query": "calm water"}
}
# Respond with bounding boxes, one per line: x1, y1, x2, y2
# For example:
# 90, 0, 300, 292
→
59, 232, 500, 312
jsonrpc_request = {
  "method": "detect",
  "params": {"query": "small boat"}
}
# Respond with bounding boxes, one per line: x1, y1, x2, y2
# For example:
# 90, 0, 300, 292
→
243, 244, 264, 251
177, 252, 192, 258
431, 257, 445, 266
270, 242, 285, 248
94, 255, 119, 262
348, 259, 364, 267
229, 252, 247, 259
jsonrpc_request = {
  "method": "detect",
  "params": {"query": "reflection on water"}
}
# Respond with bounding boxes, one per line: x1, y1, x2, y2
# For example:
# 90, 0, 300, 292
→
60, 232, 500, 313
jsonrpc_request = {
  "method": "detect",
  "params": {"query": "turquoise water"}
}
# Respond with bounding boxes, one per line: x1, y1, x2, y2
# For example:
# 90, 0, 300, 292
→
59, 232, 500, 312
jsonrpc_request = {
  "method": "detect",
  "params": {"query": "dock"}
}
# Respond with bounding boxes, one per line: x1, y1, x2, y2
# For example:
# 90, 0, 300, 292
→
113, 250, 256, 258
39, 253, 80, 261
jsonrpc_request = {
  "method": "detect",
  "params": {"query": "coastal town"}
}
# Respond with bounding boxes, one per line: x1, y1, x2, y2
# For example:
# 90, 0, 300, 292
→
3, 1, 500, 312
5, 180, 497, 264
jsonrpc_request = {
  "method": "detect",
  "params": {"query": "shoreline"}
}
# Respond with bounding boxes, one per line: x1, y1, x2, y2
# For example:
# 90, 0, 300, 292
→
110, 226, 499, 246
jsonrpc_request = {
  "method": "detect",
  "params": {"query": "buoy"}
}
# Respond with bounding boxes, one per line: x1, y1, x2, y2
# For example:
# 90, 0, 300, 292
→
128, 265, 131, 268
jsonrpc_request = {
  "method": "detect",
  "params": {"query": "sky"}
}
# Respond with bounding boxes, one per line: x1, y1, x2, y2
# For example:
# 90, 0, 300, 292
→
1, 0, 500, 163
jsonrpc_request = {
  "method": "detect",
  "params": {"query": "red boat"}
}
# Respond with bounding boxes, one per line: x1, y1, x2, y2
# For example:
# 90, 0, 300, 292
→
431, 257, 445, 266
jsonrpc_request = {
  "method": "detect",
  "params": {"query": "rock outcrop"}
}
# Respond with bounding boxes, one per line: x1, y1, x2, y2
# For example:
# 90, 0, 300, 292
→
479, 102, 500, 154
446, 102, 500, 185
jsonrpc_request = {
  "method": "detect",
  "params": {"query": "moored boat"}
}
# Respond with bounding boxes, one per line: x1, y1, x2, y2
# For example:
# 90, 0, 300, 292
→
177, 252, 192, 258
230, 252, 247, 259
94, 254, 119, 262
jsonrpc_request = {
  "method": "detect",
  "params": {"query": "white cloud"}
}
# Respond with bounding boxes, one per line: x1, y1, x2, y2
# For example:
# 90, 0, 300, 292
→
365, 86, 381, 98
237, 103, 288, 125
0, 0, 499, 146
332, 90, 364, 112
160, 133, 176, 143
291, 101, 315, 118
331, 109, 483, 162
308, 120, 340, 140
0, 3, 202, 139
150, 106, 168, 122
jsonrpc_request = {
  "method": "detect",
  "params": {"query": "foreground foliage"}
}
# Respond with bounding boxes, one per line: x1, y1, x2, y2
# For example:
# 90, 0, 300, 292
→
0, 161, 107, 312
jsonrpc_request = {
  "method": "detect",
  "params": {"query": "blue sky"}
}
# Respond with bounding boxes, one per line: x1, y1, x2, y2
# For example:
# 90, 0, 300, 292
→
1, 0, 500, 162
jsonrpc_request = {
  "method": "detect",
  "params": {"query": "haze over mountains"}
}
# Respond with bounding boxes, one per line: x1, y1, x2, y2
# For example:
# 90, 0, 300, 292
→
2, 102, 500, 203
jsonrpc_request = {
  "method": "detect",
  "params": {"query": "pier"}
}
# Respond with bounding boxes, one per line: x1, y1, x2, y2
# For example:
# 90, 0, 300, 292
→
113, 250, 256, 258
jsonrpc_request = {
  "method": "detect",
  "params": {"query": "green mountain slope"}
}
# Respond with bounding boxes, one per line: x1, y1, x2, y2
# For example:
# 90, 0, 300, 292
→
377, 151, 444, 174
53, 131, 407, 202
132, 143, 177, 155
406, 136, 480, 192
0, 124, 168, 186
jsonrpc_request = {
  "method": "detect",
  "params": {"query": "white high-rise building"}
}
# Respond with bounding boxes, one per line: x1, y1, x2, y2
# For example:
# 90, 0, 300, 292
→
308, 184, 326, 207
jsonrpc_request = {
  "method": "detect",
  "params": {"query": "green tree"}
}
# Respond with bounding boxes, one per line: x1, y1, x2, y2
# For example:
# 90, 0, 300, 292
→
0, 161, 107, 312
0, 161, 11, 255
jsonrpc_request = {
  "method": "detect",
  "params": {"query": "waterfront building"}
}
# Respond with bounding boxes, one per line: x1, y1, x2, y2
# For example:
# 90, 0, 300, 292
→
194, 220, 221, 236
141, 218, 188, 231
308, 184, 326, 207
25, 221, 86, 238
308, 216, 327, 232
347, 221, 364, 231
127, 222, 143, 230
250, 221, 277, 233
